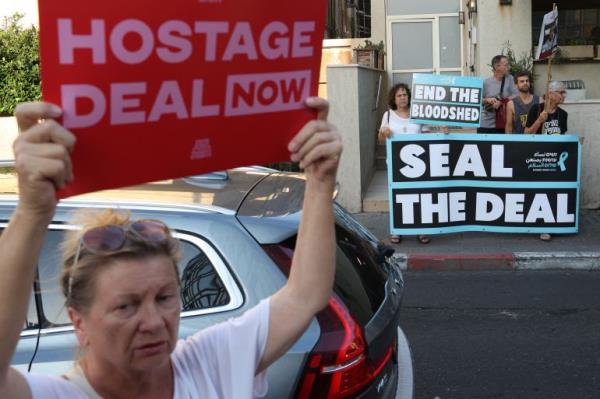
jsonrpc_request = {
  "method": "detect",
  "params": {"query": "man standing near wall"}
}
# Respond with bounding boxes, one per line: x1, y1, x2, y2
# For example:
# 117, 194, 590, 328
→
478, 55, 518, 133
505, 71, 541, 133
524, 80, 567, 135
525, 80, 568, 242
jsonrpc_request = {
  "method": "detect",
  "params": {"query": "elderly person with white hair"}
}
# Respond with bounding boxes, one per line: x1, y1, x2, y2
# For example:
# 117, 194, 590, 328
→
524, 80, 569, 242
524, 80, 568, 136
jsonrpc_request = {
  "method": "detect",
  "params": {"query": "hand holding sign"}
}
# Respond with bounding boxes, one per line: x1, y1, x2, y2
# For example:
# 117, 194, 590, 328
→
289, 97, 342, 191
378, 126, 392, 144
38, 0, 327, 198
13, 102, 76, 217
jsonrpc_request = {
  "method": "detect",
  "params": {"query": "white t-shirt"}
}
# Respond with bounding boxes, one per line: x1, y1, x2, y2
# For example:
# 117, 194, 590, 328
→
380, 110, 428, 135
21, 298, 270, 399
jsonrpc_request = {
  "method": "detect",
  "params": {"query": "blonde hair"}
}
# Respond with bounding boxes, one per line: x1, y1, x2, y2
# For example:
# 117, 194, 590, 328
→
60, 209, 181, 312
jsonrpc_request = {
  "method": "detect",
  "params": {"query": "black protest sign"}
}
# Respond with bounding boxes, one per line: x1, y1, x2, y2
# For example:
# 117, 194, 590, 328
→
387, 134, 581, 234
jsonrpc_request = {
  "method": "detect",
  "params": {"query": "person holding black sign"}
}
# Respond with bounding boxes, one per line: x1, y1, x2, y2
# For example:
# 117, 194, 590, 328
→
378, 83, 429, 138
525, 80, 568, 241
524, 80, 568, 136
378, 83, 431, 245
478, 55, 518, 133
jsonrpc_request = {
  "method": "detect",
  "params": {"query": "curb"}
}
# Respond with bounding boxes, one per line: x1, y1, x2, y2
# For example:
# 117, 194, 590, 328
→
391, 252, 600, 271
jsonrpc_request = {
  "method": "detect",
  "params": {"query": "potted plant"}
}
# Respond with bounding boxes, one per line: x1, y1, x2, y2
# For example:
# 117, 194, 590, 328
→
353, 40, 385, 70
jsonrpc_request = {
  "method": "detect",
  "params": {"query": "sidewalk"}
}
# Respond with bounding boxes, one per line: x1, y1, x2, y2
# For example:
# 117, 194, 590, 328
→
352, 210, 600, 271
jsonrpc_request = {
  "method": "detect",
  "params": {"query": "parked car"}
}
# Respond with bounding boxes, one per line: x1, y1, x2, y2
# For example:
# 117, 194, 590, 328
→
1, 167, 413, 398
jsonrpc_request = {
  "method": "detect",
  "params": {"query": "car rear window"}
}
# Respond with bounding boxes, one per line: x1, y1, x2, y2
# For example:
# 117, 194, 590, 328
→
333, 204, 388, 326
35, 229, 232, 326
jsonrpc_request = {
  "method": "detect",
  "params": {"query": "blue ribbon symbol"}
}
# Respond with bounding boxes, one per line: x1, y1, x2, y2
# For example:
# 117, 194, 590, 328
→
557, 152, 569, 172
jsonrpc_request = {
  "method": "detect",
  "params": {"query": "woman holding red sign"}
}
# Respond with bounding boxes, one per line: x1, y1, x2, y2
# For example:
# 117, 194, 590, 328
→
0, 97, 342, 398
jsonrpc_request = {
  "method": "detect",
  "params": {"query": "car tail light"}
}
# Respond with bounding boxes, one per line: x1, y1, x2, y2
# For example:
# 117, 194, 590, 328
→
294, 295, 393, 398
261, 243, 394, 398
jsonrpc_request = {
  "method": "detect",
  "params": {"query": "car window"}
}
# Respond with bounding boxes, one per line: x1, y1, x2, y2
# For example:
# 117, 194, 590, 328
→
37, 229, 69, 326
179, 240, 230, 311
25, 291, 38, 330
332, 205, 388, 326
0, 227, 39, 330
37, 228, 232, 327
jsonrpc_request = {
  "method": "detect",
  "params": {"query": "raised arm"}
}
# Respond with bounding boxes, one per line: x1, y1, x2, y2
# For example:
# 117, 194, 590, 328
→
0, 103, 75, 398
258, 97, 342, 372
524, 108, 547, 134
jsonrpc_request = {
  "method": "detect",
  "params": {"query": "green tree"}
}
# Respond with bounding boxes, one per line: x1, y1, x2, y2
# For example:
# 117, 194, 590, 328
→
0, 13, 41, 116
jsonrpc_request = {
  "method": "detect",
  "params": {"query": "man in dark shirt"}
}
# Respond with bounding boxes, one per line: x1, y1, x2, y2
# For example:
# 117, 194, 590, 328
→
524, 80, 568, 242
525, 80, 568, 135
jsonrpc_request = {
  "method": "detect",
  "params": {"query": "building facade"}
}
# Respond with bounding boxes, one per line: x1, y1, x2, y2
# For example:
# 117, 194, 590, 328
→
324, 0, 600, 99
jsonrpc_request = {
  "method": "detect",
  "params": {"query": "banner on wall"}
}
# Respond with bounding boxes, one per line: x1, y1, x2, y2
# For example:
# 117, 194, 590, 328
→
409, 74, 483, 128
38, 0, 326, 198
387, 134, 581, 235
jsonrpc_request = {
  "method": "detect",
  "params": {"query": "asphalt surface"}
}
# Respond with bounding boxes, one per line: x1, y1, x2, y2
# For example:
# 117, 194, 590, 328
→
400, 270, 600, 399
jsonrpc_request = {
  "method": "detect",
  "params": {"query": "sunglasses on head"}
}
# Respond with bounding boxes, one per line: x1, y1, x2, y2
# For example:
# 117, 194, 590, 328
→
68, 219, 171, 298
77, 219, 171, 254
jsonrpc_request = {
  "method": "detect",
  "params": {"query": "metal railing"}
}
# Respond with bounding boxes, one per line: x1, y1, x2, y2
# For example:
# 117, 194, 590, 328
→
0, 160, 15, 168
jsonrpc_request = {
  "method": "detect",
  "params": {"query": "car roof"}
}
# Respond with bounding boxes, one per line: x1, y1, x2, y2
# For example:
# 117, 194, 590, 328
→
0, 166, 310, 243
0, 167, 273, 215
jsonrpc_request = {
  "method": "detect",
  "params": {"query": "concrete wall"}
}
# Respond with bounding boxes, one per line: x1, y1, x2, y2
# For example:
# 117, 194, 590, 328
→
534, 62, 600, 100
475, 0, 532, 76
370, 0, 386, 45
561, 101, 600, 209
0, 117, 17, 161
320, 39, 361, 98
327, 65, 383, 212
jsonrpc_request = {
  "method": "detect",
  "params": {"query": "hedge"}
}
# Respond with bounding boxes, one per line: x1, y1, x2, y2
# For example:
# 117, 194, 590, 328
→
0, 13, 41, 116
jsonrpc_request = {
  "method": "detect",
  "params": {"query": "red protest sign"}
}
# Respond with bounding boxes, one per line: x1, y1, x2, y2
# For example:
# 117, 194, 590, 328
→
37, 0, 326, 198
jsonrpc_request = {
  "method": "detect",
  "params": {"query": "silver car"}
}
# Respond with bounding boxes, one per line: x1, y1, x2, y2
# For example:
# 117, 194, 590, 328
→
1, 167, 413, 398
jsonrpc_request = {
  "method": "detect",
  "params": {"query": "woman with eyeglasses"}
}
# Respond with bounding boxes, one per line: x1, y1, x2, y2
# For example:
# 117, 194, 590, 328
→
0, 97, 342, 398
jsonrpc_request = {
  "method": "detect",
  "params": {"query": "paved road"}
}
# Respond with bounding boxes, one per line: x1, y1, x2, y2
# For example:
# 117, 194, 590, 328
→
400, 270, 600, 399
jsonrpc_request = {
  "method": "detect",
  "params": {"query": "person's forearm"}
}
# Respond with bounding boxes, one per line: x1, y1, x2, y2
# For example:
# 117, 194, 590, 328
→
286, 179, 335, 313
525, 118, 542, 134
0, 208, 51, 375
505, 110, 513, 133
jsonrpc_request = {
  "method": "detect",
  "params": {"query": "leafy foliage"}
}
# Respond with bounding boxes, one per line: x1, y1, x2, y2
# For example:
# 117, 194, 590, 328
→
0, 166, 15, 174
0, 13, 41, 116
500, 41, 537, 83
355, 39, 385, 54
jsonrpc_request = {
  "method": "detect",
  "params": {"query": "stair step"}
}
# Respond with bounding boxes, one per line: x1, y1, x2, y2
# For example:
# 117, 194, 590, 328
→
362, 170, 389, 212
